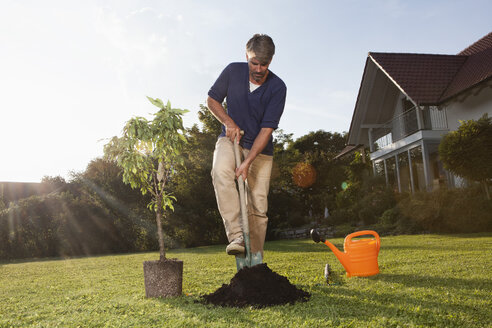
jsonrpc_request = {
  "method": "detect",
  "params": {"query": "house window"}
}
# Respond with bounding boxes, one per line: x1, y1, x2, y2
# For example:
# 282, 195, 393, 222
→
397, 151, 411, 193
428, 144, 448, 190
385, 156, 397, 191
374, 160, 385, 177
395, 99, 418, 139
409, 146, 426, 192
374, 145, 425, 193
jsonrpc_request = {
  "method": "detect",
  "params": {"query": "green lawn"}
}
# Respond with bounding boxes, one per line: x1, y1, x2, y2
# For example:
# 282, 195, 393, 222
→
1, 234, 491, 327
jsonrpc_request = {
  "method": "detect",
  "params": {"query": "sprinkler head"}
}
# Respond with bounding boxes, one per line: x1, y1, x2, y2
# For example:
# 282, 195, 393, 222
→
310, 229, 325, 243
324, 263, 331, 284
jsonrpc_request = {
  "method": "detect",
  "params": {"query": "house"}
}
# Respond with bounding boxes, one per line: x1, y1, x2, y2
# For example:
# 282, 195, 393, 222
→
342, 32, 492, 192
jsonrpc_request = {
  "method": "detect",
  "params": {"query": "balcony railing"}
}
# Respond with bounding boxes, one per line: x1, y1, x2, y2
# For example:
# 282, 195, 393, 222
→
372, 106, 448, 150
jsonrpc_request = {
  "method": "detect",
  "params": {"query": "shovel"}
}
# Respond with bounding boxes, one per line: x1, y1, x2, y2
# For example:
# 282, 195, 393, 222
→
234, 134, 263, 271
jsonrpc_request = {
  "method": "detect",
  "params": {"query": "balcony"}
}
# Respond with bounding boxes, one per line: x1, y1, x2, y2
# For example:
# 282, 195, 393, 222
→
372, 106, 448, 150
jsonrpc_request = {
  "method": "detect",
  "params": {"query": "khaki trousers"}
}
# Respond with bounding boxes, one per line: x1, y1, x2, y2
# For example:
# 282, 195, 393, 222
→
211, 137, 273, 254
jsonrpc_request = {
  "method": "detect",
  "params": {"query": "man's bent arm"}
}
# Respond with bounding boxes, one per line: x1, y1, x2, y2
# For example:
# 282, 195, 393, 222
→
236, 127, 274, 180
207, 96, 241, 143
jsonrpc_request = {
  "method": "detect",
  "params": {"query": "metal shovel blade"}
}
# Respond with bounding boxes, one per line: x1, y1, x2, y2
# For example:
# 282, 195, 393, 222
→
235, 253, 248, 270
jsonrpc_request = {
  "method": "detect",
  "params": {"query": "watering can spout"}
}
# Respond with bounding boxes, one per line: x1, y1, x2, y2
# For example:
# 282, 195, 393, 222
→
310, 229, 351, 271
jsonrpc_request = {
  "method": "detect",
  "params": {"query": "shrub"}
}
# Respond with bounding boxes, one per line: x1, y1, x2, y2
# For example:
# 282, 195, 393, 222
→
330, 208, 358, 226
357, 187, 397, 225
268, 189, 305, 230
439, 114, 492, 199
397, 187, 492, 233
440, 188, 492, 232
0, 191, 157, 260
393, 216, 423, 235
333, 175, 396, 226
379, 208, 400, 225
333, 223, 357, 237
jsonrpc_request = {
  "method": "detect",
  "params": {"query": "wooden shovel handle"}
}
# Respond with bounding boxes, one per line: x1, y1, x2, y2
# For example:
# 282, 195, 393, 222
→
233, 133, 251, 259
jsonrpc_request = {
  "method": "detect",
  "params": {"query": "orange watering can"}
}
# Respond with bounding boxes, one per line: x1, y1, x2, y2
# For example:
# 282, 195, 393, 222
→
311, 229, 381, 277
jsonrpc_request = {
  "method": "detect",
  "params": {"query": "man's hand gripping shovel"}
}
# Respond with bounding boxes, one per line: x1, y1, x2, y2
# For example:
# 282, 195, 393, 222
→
234, 133, 263, 271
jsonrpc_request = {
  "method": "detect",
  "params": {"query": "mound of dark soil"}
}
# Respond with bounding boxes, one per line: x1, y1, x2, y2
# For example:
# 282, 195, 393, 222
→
201, 263, 310, 308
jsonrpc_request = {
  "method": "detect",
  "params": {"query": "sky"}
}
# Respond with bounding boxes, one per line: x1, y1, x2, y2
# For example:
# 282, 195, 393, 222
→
1, 0, 491, 183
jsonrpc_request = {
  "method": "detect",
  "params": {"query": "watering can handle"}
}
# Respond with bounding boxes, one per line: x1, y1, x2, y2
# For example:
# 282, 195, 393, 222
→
345, 230, 380, 251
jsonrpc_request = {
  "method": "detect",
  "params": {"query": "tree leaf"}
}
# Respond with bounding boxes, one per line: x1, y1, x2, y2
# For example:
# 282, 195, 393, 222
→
147, 96, 164, 109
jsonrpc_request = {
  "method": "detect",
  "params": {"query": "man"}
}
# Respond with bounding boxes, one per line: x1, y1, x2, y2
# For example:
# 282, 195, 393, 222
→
207, 34, 286, 256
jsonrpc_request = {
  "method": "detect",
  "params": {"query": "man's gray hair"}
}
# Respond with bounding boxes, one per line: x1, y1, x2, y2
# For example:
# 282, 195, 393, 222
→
246, 34, 275, 65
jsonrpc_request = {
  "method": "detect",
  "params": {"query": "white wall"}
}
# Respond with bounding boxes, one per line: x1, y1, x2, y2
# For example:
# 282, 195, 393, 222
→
444, 84, 492, 131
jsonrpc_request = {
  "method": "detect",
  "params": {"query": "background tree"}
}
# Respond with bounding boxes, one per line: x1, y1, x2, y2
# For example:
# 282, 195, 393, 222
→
70, 158, 155, 252
289, 130, 348, 220
439, 114, 492, 199
166, 105, 225, 246
0, 188, 5, 212
331, 150, 394, 225
0, 159, 160, 261
40, 176, 68, 194
268, 129, 303, 229
104, 97, 188, 260
267, 130, 349, 230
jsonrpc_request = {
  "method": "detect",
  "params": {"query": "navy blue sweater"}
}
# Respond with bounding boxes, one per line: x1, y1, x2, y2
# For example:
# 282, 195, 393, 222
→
208, 62, 286, 155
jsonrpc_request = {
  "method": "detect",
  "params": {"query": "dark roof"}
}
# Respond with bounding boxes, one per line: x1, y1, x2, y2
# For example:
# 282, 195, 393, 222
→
441, 45, 492, 101
458, 32, 492, 55
369, 53, 466, 105
368, 32, 492, 105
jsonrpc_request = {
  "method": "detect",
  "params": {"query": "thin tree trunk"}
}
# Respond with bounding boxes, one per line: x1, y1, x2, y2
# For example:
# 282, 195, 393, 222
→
156, 196, 166, 261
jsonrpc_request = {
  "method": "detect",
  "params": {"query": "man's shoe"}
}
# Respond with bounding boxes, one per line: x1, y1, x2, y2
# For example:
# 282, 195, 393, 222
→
226, 237, 245, 255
